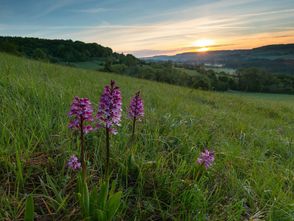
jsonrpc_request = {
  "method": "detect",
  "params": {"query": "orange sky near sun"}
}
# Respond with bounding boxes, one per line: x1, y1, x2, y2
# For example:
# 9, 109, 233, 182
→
160, 30, 294, 55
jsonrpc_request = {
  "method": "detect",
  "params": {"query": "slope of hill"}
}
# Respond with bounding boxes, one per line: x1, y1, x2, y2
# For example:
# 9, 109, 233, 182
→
0, 53, 293, 220
146, 44, 294, 74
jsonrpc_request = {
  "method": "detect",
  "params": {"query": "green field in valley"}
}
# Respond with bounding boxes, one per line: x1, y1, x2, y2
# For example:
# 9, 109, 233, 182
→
204, 67, 236, 75
0, 53, 293, 220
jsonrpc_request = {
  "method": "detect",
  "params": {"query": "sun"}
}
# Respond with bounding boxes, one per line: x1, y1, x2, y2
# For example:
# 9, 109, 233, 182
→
192, 39, 215, 52
197, 47, 209, 52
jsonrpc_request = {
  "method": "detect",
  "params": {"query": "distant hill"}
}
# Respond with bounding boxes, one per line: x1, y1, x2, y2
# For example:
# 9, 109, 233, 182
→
145, 44, 294, 74
0, 36, 139, 65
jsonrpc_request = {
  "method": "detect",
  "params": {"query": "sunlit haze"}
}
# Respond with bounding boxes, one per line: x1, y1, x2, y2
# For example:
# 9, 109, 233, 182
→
192, 39, 215, 52
1, 0, 294, 57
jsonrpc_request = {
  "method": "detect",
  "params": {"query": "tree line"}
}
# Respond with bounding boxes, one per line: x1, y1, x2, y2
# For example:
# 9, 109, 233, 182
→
0, 36, 139, 65
107, 62, 294, 94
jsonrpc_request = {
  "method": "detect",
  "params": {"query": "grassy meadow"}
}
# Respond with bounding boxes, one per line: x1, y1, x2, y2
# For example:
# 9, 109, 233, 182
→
0, 52, 293, 220
67, 60, 105, 71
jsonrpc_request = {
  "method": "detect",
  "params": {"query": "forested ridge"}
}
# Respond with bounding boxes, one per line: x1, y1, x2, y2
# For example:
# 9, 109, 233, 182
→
0, 36, 139, 64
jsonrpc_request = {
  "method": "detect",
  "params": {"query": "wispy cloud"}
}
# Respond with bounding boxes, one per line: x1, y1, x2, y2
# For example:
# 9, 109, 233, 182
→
70, 7, 114, 14
34, 0, 76, 18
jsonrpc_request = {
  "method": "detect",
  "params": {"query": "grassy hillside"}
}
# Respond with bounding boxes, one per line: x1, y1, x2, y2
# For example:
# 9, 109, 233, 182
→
0, 52, 293, 220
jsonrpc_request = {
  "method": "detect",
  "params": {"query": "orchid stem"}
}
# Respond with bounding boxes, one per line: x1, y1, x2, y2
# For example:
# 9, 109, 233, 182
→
80, 117, 86, 181
132, 117, 136, 138
105, 127, 110, 178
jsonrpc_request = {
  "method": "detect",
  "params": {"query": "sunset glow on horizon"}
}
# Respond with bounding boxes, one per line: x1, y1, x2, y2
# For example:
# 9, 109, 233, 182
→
196, 47, 209, 52
0, 0, 293, 57
192, 39, 215, 52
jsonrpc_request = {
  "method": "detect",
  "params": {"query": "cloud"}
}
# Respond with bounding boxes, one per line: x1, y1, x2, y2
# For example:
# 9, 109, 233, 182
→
70, 7, 113, 14
128, 49, 180, 57
32, 0, 79, 18
69, 11, 292, 52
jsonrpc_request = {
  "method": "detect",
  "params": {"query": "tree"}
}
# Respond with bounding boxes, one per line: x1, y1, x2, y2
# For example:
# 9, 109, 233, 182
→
32, 48, 48, 60
104, 57, 113, 72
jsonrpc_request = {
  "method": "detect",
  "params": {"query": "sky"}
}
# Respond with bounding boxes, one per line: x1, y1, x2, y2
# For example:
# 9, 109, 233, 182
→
0, 0, 294, 57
